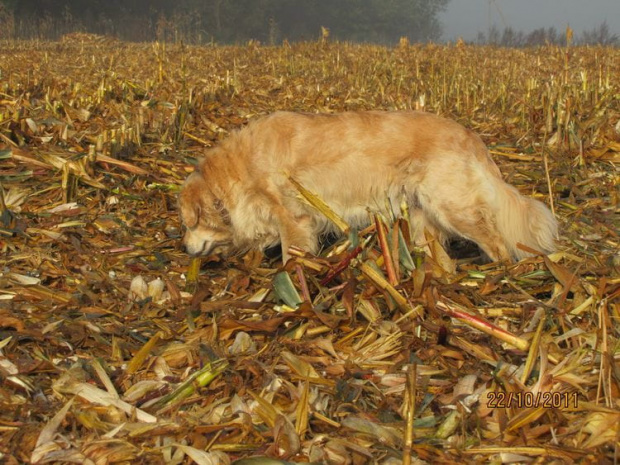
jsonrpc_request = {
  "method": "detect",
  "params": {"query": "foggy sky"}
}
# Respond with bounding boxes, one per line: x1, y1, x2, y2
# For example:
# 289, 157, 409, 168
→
440, 0, 620, 41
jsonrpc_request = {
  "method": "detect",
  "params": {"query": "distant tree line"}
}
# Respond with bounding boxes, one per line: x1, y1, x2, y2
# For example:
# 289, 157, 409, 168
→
476, 22, 619, 47
0, 0, 450, 44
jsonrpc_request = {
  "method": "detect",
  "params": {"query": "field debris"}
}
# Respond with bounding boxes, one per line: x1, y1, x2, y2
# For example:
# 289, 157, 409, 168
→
0, 39, 619, 464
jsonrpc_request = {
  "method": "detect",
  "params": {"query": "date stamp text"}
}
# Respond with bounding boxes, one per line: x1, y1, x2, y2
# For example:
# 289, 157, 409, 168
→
487, 391, 578, 409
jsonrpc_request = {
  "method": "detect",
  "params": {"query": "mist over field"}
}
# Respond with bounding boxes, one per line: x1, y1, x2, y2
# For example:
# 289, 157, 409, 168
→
441, 0, 620, 42
0, 0, 618, 45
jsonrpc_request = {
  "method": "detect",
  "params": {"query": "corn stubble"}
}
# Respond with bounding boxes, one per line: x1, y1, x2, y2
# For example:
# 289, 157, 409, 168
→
0, 35, 618, 464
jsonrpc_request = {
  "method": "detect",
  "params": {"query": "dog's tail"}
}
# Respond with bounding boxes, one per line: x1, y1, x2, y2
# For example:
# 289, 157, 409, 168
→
492, 176, 558, 260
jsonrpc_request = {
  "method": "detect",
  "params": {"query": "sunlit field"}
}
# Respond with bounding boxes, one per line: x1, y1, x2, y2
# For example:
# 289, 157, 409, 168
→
0, 34, 618, 463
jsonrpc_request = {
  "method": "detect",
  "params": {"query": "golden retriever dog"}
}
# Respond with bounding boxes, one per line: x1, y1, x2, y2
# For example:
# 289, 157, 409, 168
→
179, 111, 557, 263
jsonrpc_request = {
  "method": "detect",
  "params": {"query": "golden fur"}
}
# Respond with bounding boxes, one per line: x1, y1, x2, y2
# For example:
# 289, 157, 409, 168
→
179, 111, 557, 262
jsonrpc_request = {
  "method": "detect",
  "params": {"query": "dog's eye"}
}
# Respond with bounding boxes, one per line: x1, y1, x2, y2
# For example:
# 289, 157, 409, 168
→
213, 199, 231, 226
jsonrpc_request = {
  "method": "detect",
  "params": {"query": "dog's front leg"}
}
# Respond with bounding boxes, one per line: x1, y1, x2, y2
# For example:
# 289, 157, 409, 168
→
275, 212, 318, 263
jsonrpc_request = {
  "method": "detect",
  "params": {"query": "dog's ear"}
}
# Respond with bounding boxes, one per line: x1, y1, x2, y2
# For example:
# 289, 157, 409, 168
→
179, 172, 204, 228
214, 198, 231, 226
179, 197, 200, 228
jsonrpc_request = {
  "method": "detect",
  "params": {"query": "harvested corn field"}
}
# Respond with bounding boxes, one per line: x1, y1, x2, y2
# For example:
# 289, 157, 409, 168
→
0, 37, 619, 463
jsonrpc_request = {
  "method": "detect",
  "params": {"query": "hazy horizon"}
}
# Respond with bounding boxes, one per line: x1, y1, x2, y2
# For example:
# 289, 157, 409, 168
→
440, 0, 620, 41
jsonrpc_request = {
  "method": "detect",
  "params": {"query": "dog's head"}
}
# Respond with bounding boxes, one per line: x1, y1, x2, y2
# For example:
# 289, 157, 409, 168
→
178, 171, 234, 257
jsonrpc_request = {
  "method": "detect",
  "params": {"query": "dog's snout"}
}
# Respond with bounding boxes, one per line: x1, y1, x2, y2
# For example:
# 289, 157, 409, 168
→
181, 237, 215, 257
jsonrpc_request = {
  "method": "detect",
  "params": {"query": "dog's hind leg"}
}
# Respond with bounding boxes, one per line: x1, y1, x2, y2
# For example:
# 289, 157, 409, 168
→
408, 208, 449, 254
417, 193, 512, 262
445, 209, 511, 262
